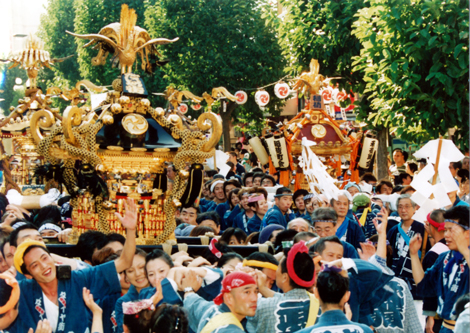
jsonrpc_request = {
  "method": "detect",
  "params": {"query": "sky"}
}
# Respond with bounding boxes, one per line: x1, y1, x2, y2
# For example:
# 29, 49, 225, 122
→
0, 0, 49, 56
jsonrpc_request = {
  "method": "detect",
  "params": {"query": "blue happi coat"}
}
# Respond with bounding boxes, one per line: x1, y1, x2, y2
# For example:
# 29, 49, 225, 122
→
294, 310, 373, 333
246, 214, 263, 235
114, 278, 182, 333
260, 205, 295, 229
335, 216, 366, 250
5, 261, 121, 333
215, 202, 231, 231
387, 221, 426, 299
417, 250, 469, 332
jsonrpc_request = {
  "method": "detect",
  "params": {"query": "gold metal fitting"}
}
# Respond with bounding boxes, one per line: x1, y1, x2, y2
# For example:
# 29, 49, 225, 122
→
119, 96, 130, 105
103, 114, 114, 125
172, 199, 182, 208
179, 170, 189, 178
111, 103, 122, 114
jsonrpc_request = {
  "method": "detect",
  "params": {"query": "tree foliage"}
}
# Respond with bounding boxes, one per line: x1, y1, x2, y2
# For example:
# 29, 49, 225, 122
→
0, 65, 28, 115
145, 0, 286, 149
352, 0, 469, 149
263, 0, 369, 94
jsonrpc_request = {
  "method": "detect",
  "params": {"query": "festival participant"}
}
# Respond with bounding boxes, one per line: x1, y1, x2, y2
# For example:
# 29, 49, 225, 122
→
0, 273, 19, 330
410, 205, 469, 333
223, 189, 242, 223
252, 173, 264, 187
287, 218, 313, 233
123, 301, 189, 333
310, 207, 359, 260
200, 180, 225, 213
449, 161, 462, 178
243, 252, 278, 289
260, 175, 276, 187
446, 186, 470, 208
246, 194, 270, 234
294, 267, 373, 333
390, 148, 408, 176
400, 173, 413, 186
183, 271, 257, 333
356, 208, 421, 332
313, 236, 396, 325
5, 198, 137, 333
196, 212, 221, 235
352, 193, 379, 239
216, 180, 242, 231
219, 228, 247, 245
175, 206, 199, 237
360, 173, 378, 186
75, 230, 109, 265
303, 194, 315, 219
258, 224, 284, 245
344, 183, 361, 197
216, 253, 243, 276
387, 194, 427, 300
228, 152, 245, 176
242, 172, 254, 187
422, 209, 449, 333
293, 190, 311, 222
260, 187, 295, 229
38, 222, 62, 238
104, 233, 126, 253
330, 192, 366, 250
201, 180, 215, 203
462, 157, 469, 171
376, 179, 394, 195
247, 241, 319, 333
231, 190, 255, 235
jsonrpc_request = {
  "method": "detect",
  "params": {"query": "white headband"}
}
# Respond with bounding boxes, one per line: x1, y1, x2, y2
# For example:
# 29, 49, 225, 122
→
38, 223, 62, 234
210, 180, 225, 193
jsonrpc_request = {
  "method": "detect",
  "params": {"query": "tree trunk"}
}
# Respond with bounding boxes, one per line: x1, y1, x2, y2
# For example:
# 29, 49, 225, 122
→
377, 128, 389, 180
219, 102, 238, 152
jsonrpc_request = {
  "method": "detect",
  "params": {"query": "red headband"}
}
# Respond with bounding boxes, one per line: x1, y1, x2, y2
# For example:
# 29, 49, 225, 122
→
209, 238, 222, 258
427, 213, 445, 232
287, 241, 315, 288
213, 272, 256, 305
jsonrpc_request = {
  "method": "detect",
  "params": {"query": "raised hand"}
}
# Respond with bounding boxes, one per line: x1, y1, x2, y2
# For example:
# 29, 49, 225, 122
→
83, 287, 102, 315
29, 320, 52, 333
358, 242, 376, 261
409, 234, 422, 256
372, 207, 389, 236
152, 279, 163, 306
180, 269, 202, 292
115, 198, 137, 231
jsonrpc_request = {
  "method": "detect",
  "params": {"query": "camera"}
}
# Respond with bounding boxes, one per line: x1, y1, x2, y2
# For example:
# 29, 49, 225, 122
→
56, 265, 72, 280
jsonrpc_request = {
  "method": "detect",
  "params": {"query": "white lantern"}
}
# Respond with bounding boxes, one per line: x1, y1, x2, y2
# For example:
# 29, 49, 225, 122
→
234, 91, 248, 105
274, 82, 290, 99
179, 103, 188, 114
255, 90, 270, 107
248, 137, 269, 166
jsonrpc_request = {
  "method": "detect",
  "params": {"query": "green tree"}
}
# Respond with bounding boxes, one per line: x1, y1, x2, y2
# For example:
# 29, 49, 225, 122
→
38, 0, 81, 88
263, 0, 369, 96
145, 0, 286, 150
0, 65, 28, 115
352, 0, 469, 150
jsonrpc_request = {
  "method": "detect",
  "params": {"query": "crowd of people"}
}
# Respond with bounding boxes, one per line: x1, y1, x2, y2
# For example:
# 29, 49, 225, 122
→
0, 145, 469, 333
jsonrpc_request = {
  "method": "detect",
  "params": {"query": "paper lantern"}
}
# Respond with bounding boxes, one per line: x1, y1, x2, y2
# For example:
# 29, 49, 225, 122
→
248, 137, 269, 166
234, 91, 248, 105
179, 103, 188, 114
191, 103, 202, 111
274, 82, 290, 99
358, 137, 378, 169
265, 134, 279, 168
255, 90, 270, 107
273, 135, 290, 169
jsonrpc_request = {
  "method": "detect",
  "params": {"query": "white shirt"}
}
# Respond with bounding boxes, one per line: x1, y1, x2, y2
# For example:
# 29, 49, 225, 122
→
42, 292, 59, 332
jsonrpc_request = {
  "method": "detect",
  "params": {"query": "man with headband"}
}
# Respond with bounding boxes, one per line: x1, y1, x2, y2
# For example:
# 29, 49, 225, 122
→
3, 198, 138, 333
243, 252, 278, 289
0, 273, 20, 330
246, 193, 270, 234
410, 205, 470, 332
260, 187, 295, 229
422, 209, 449, 332
38, 223, 62, 238
295, 266, 373, 333
247, 241, 320, 333
182, 271, 258, 333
